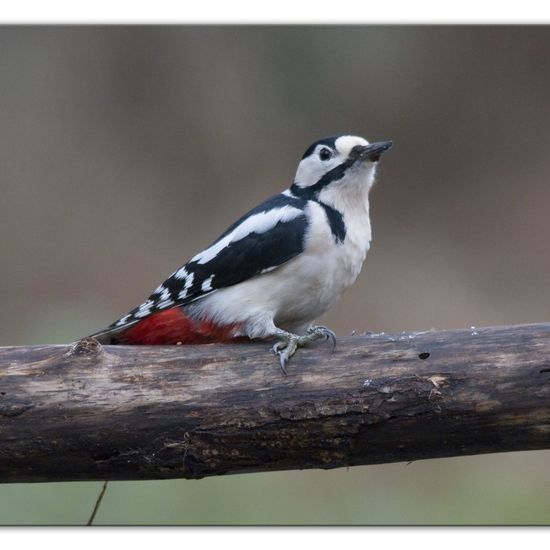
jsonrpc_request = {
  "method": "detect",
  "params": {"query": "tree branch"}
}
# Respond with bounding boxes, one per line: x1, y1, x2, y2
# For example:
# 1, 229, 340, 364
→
1, 323, 550, 483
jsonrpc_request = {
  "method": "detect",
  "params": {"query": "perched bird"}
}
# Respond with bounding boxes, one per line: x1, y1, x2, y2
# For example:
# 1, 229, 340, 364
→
89, 135, 392, 372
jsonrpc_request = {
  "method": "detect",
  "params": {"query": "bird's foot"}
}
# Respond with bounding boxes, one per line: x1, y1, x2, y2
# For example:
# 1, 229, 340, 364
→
272, 325, 337, 375
304, 325, 337, 350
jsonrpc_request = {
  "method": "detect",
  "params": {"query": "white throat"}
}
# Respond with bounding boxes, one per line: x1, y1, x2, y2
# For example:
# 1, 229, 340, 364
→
317, 163, 376, 216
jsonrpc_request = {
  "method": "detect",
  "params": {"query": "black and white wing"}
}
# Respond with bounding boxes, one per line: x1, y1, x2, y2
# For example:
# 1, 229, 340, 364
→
108, 193, 310, 330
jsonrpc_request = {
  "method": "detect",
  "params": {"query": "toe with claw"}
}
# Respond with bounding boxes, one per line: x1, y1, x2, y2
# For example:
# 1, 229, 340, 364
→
305, 325, 337, 351
271, 325, 337, 375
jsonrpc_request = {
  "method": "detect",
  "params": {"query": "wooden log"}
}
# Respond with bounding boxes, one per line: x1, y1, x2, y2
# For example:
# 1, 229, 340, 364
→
1, 323, 550, 483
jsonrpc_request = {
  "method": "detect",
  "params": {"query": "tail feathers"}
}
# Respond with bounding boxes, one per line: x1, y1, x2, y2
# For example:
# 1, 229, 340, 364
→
87, 323, 135, 345
87, 308, 241, 345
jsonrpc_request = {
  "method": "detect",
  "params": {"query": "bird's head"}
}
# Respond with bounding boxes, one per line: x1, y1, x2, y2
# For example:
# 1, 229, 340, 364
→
291, 135, 392, 200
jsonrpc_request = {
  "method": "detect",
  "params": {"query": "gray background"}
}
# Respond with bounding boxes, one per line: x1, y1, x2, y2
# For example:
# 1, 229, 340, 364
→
1, 26, 549, 524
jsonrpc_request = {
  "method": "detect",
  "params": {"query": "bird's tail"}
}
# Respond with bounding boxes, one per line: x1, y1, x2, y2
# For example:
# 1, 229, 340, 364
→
86, 324, 130, 345
87, 308, 241, 345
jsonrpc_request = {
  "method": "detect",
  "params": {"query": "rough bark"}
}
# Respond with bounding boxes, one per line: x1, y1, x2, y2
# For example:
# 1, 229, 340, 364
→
1, 323, 550, 483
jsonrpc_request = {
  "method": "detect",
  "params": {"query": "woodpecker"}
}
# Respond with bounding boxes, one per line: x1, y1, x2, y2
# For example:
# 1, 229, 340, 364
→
89, 135, 392, 372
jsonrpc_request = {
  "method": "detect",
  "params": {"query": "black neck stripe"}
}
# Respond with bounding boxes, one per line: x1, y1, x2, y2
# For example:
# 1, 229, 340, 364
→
317, 201, 346, 243
284, 188, 347, 244
290, 155, 356, 199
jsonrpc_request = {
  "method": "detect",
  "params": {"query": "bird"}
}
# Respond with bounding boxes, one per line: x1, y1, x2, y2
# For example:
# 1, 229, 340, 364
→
89, 135, 393, 373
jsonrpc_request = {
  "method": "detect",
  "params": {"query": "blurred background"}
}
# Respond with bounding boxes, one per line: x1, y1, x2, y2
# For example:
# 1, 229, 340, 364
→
1, 25, 550, 525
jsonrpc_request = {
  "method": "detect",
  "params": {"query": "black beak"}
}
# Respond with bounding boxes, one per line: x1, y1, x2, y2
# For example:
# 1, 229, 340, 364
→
353, 140, 393, 163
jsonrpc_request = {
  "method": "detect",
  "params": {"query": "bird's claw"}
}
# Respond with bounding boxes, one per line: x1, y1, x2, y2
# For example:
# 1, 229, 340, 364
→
306, 325, 337, 351
271, 341, 286, 354
272, 338, 298, 375
277, 348, 290, 375
272, 325, 337, 375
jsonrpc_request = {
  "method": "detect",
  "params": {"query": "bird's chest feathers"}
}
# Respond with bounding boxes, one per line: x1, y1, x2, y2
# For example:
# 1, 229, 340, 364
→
304, 194, 371, 298
316, 184, 372, 257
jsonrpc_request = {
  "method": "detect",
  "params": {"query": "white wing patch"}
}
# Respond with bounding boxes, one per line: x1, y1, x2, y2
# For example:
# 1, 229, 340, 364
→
191, 206, 303, 265
176, 272, 195, 300
201, 275, 214, 292
115, 313, 132, 327
156, 298, 174, 309
134, 299, 154, 318
174, 267, 189, 280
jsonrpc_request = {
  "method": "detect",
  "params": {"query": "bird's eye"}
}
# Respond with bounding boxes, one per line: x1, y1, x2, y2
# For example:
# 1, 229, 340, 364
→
319, 148, 332, 161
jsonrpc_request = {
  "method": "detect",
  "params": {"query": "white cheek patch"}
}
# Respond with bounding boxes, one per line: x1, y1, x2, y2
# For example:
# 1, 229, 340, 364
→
295, 155, 339, 188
